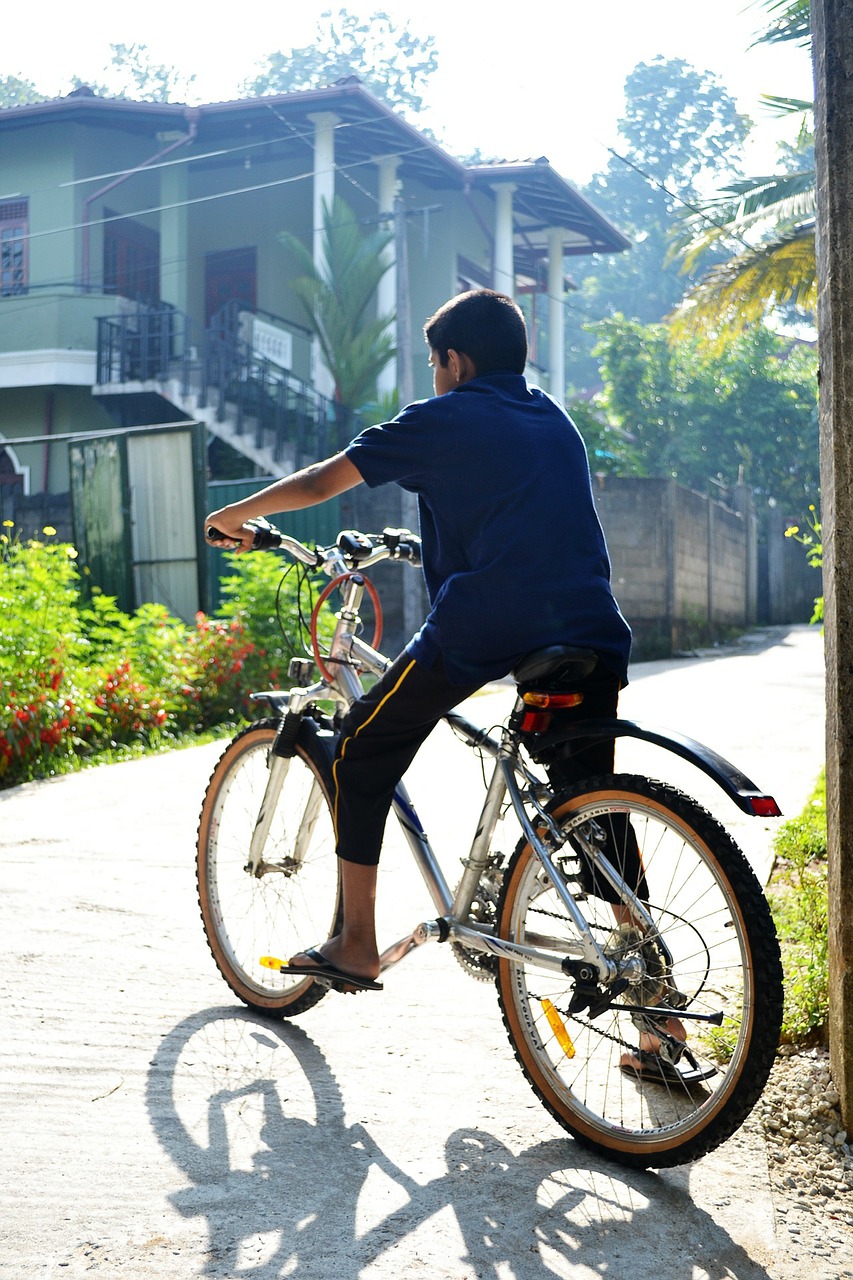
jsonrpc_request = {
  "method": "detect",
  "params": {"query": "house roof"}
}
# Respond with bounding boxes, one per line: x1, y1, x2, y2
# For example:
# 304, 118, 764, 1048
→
1, 81, 628, 257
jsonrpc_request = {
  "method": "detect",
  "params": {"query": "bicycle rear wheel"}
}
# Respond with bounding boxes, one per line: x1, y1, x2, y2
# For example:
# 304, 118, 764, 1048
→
496, 773, 783, 1168
197, 718, 341, 1017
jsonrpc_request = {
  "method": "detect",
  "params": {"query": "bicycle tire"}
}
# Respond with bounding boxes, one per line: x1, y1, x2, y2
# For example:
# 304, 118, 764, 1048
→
495, 773, 783, 1168
197, 718, 341, 1017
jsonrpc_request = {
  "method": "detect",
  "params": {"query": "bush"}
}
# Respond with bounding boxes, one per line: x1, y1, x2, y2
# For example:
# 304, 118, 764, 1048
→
0, 526, 312, 788
768, 772, 828, 1045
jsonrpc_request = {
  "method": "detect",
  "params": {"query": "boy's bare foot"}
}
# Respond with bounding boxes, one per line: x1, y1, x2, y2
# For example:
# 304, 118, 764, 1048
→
619, 1015, 687, 1077
288, 935, 381, 984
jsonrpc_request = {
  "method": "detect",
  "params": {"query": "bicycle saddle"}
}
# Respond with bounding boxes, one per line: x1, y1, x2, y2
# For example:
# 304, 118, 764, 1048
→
513, 645, 599, 686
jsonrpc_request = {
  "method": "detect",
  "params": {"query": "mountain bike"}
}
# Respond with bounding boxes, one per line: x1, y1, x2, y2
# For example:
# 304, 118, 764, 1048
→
197, 521, 784, 1169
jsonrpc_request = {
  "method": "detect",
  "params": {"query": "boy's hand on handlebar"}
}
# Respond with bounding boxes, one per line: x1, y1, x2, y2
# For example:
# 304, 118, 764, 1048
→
204, 510, 255, 552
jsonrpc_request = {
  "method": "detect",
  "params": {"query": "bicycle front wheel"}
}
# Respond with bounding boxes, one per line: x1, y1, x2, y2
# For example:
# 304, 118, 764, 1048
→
197, 718, 341, 1017
496, 773, 783, 1168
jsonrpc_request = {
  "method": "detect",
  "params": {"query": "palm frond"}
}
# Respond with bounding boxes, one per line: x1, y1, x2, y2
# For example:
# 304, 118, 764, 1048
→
750, 0, 811, 47
668, 224, 816, 349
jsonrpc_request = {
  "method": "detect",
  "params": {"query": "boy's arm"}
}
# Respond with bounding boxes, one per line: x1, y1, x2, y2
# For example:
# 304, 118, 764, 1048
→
204, 452, 363, 551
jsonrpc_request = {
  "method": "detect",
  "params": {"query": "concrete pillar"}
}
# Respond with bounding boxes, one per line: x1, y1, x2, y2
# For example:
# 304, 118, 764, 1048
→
547, 228, 565, 398
376, 156, 400, 399
308, 112, 338, 401
159, 162, 189, 316
812, 0, 853, 1128
492, 184, 516, 296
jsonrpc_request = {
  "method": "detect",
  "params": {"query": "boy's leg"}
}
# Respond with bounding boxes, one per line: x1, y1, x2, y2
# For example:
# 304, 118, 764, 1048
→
288, 651, 479, 981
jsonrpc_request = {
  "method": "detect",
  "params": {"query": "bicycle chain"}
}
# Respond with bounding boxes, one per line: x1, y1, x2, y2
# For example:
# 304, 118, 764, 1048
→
530, 992, 636, 1052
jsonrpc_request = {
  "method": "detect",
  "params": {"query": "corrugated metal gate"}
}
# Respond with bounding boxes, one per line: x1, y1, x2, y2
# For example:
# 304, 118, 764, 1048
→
70, 423, 208, 620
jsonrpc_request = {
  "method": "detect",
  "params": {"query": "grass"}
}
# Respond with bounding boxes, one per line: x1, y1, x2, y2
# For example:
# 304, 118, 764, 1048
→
767, 770, 829, 1046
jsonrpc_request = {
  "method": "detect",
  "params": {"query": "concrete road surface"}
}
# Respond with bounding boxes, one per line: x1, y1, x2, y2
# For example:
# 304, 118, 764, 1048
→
0, 625, 827, 1279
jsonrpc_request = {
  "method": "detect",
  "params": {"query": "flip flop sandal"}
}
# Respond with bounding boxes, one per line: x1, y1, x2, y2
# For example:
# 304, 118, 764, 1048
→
261, 947, 384, 992
620, 1045, 718, 1086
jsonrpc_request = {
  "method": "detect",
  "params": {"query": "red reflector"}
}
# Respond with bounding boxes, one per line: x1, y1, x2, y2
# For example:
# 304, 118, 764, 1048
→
749, 796, 782, 817
521, 710, 552, 733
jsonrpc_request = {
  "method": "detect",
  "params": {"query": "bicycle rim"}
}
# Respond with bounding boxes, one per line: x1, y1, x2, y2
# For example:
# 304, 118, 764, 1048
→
197, 721, 341, 1016
496, 774, 782, 1168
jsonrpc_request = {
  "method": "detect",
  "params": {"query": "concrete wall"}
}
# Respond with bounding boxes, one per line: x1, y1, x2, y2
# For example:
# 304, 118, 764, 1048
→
594, 476, 762, 659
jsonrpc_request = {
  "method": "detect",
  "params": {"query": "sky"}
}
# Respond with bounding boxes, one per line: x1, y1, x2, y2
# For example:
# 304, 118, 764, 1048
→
4, 0, 814, 187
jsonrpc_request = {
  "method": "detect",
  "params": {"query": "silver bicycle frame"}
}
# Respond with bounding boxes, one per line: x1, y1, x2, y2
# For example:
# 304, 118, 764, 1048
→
262, 566, 630, 983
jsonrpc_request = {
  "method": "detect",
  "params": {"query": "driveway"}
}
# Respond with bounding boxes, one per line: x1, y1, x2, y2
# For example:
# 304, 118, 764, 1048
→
0, 625, 828, 1279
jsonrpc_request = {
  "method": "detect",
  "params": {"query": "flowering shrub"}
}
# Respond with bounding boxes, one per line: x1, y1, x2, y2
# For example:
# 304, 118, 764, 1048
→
0, 524, 306, 787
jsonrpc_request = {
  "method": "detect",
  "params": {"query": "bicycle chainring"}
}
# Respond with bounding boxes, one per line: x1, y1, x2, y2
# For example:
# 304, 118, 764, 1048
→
450, 862, 504, 982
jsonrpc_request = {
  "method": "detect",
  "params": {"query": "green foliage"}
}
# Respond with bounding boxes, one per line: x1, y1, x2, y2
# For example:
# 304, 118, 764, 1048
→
242, 8, 438, 119
0, 526, 312, 788
567, 57, 749, 390
279, 195, 395, 410
769, 772, 828, 1045
71, 44, 197, 102
785, 506, 823, 622
0, 75, 46, 107
571, 316, 819, 509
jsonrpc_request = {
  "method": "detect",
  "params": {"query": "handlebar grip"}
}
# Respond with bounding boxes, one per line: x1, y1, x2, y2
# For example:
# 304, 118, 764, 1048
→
206, 519, 283, 551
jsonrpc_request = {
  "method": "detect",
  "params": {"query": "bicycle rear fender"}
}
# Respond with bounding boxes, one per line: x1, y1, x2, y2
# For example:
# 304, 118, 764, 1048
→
531, 717, 782, 817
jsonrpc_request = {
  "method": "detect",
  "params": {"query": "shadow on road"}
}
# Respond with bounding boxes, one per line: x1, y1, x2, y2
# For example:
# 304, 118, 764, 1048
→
146, 1007, 774, 1280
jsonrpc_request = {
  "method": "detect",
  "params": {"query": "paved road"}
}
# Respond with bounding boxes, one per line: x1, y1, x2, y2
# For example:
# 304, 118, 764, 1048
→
0, 625, 826, 1279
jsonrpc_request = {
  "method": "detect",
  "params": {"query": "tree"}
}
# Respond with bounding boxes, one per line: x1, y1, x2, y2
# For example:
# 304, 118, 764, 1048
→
0, 75, 46, 108
71, 44, 196, 103
243, 9, 438, 119
572, 315, 819, 512
566, 58, 748, 391
278, 195, 395, 410
668, 0, 816, 343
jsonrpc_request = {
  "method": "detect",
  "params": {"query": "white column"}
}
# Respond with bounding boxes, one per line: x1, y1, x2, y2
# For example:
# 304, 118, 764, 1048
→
159, 162, 188, 315
376, 155, 400, 399
492, 183, 516, 296
308, 112, 338, 400
547, 228, 566, 400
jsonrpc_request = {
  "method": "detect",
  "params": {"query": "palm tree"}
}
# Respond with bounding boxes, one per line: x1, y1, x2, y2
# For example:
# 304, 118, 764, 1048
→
668, 0, 815, 344
279, 195, 396, 411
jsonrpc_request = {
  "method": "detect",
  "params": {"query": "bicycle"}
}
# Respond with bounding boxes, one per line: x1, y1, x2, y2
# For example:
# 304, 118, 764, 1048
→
197, 520, 784, 1170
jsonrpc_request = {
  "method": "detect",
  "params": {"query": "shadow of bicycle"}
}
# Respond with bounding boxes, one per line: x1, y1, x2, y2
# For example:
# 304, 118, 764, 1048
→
147, 1007, 775, 1280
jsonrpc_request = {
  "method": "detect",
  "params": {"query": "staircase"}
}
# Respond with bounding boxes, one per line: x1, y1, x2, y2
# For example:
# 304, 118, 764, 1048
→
93, 302, 358, 477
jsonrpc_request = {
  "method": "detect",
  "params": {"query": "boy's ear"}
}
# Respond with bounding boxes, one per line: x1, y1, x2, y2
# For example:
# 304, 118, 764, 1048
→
447, 349, 477, 384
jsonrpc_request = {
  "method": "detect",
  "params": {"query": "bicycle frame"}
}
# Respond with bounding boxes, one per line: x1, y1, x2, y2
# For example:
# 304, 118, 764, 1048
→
249, 560, 630, 985
243, 534, 778, 1004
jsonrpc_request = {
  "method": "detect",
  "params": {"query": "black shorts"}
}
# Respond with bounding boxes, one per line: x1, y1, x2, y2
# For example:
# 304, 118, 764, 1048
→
332, 651, 479, 866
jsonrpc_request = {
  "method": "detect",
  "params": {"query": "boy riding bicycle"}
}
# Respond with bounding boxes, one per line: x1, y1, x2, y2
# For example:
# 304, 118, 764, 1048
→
205, 289, 681, 1077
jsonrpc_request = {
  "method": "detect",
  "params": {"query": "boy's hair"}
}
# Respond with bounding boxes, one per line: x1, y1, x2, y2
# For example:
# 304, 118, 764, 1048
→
424, 289, 528, 375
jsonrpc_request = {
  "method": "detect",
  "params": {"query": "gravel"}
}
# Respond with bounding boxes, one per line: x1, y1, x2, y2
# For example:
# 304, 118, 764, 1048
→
755, 1046, 853, 1277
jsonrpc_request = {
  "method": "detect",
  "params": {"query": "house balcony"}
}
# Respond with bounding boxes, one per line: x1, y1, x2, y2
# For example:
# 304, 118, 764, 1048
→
0, 287, 123, 388
93, 300, 355, 476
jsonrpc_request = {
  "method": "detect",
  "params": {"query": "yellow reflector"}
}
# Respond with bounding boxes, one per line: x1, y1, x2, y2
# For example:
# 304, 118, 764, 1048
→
259, 955, 284, 971
521, 691, 584, 708
541, 998, 576, 1059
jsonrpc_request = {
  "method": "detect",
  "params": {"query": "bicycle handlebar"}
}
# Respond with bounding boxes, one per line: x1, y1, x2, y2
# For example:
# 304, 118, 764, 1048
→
205, 519, 422, 570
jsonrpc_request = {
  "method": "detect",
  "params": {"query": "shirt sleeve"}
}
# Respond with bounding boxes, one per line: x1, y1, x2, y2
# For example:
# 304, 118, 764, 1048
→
345, 402, 431, 489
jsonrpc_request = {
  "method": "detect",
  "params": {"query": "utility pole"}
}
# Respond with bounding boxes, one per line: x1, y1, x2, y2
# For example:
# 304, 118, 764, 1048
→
811, 0, 853, 1127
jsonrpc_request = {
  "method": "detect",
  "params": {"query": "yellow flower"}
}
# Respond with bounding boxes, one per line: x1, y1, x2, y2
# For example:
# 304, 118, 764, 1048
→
65, 547, 78, 560
43, 525, 57, 537
2, 519, 13, 528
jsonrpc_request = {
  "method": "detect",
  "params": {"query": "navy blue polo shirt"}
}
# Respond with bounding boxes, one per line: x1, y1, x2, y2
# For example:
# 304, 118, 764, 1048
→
345, 373, 631, 687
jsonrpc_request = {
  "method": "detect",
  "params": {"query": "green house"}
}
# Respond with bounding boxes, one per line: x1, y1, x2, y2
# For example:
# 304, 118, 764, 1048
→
0, 80, 627, 620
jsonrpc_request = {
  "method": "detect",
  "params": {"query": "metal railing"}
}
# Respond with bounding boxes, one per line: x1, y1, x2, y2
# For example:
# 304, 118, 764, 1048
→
96, 301, 358, 468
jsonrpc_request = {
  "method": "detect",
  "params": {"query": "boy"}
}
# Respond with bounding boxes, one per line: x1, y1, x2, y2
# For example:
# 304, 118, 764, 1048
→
205, 289, 631, 997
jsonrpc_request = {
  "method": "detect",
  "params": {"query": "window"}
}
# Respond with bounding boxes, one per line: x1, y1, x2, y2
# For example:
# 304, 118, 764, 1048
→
0, 199, 28, 296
